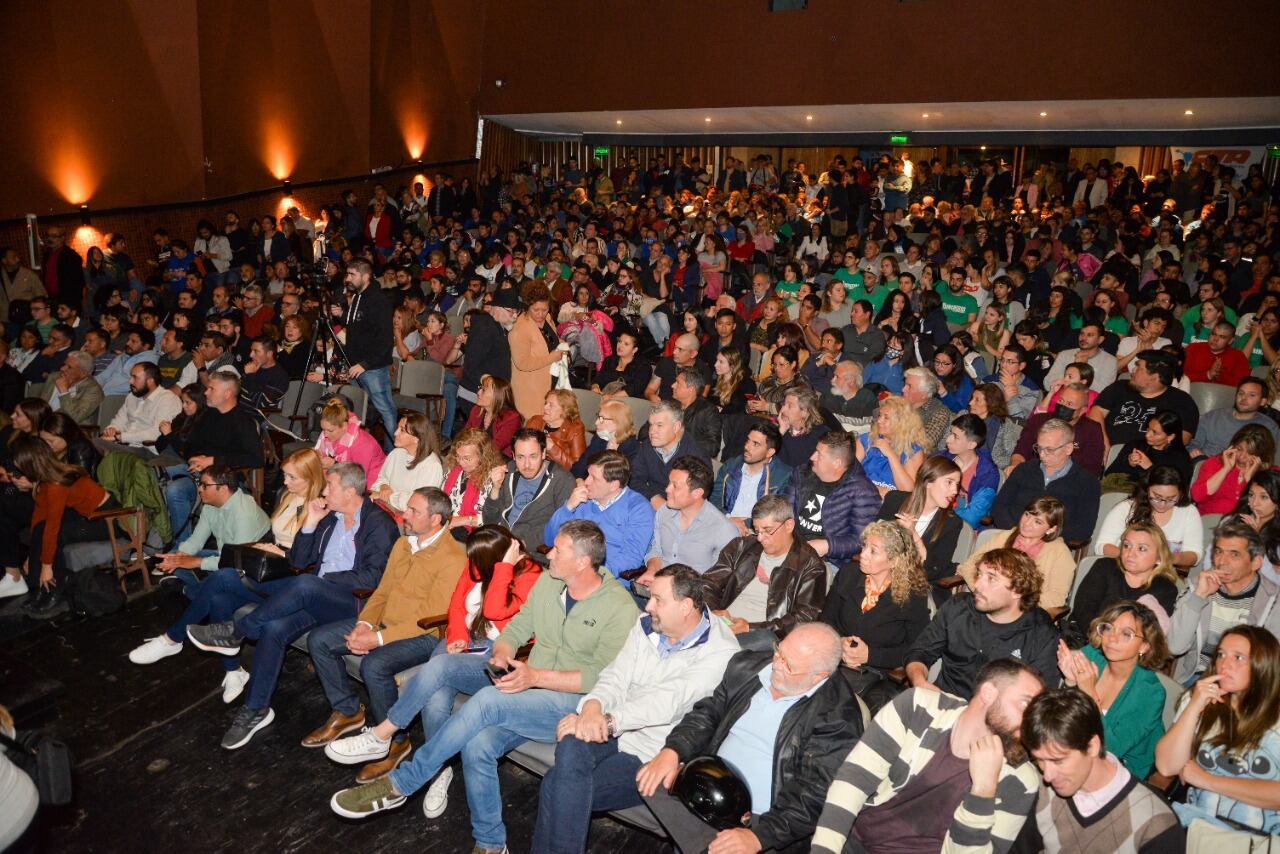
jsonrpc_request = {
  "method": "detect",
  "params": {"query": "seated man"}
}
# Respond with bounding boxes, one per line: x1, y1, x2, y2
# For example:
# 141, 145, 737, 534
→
239, 336, 290, 410
783, 430, 880, 569
97, 361, 182, 454
704, 494, 828, 651
186, 462, 398, 749
152, 464, 270, 591
630, 399, 712, 506
1167, 519, 1280, 686
1184, 320, 1250, 386
1015, 687, 1185, 853
328, 520, 638, 854
546, 450, 655, 582
96, 325, 158, 396
982, 344, 1040, 422
304, 487, 467, 780
1008, 383, 1103, 476
635, 457, 738, 588
904, 548, 1059, 699
992, 418, 1100, 543
1188, 376, 1280, 458
644, 332, 707, 402
821, 359, 878, 432
671, 365, 721, 459
482, 427, 576, 560
1045, 321, 1117, 392
711, 421, 793, 536
531, 564, 741, 853
22, 322, 74, 382
1089, 349, 1198, 451
42, 350, 103, 425
903, 367, 954, 450
156, 327, 199, 389
636, 622, 863, 854
811, 659, 1044, 854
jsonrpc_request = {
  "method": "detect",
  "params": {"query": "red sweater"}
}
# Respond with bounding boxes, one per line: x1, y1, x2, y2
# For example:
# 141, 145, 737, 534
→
1184, 342, 1250, 387
445, 558, 542, 646
464, 406, 521, 457
32, 476, 109, 564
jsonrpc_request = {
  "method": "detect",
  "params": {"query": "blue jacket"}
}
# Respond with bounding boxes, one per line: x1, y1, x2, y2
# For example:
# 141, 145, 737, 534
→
629, 432, 711, 500
938, 373, 974, 413
862, 358, 904, 394
544, 487, 655, 581
711, 456, 793, 518
288, 499, 399, 592
783, 460, 881, 564
940, 448, 1000, 529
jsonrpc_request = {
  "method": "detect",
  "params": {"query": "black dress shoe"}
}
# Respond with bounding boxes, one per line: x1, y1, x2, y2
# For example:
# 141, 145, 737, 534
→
26, 591, 68, 620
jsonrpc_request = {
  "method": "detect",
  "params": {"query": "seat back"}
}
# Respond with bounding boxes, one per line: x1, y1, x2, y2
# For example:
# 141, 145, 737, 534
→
1188, 382, 1237, 415
1069, 555, 1104, 610
950, 523, 976, 565
572, 388, 601, 434
1089, 492, 1130, 555
398, 360, 445, 398
339, 384, 369, 424
1157, 671, 1184, 729
96, 394, 127, 429
974, 527, 1004, 553
1200, 513, 1224, 555
622, 396, 653, 432
267, 380, 325, 435
447, 314, 466, 336
1105, 443, 1124, 467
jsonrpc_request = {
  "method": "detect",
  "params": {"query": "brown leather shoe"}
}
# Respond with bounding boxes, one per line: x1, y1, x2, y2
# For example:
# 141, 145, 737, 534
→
355, 738, 411, 783
300, 705, 365, 748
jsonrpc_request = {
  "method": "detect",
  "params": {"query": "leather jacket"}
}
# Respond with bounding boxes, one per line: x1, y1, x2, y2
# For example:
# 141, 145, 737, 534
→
703, 535, 827, 637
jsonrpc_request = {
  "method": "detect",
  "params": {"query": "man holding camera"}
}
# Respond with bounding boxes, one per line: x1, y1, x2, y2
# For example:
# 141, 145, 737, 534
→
333, 259, 396, 451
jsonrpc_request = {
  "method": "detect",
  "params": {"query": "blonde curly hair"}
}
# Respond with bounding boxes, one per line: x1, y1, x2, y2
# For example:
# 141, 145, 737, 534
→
875, 395, 928, 457
860, 519, 930, 606
446, 427, 506, 479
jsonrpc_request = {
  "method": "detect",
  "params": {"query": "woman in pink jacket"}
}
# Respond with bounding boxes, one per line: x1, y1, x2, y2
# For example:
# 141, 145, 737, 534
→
315, 399, 386, 490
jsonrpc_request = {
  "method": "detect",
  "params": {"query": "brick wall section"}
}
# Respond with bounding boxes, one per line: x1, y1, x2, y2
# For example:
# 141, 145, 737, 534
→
0, 170, 453, 272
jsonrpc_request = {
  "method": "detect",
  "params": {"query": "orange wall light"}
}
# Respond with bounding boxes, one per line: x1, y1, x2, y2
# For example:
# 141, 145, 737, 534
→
48, 139, 98, 206
263, 118, 295, 182
399, 106, 428, 160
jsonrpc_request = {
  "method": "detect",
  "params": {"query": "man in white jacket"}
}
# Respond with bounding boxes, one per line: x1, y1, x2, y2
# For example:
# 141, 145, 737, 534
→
97, 362, 182, 455
530, 564, 740, 853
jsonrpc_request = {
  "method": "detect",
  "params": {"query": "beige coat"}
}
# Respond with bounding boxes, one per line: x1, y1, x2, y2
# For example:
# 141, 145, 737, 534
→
508, 312, 562, 419
0, 266, 47, 323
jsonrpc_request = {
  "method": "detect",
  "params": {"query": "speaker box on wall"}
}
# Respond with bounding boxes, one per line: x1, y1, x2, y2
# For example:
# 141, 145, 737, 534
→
769, 0, 807, 11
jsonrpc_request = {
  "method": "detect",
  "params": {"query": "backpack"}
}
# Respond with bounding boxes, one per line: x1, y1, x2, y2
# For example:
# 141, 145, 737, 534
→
64, 568, 126, 618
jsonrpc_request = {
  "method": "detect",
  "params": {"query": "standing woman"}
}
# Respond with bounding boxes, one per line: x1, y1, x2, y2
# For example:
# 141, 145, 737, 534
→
371, 412, 445, 513
855, 396, 927, 496
1155, 626, 1280, 835
11, 435, 117, 617
525, 389, 587, 472
463, 374, 522, 457
508, 282, 568, 421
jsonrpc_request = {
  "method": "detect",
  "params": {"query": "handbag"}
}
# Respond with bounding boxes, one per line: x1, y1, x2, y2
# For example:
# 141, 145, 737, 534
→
220, 542, 293, 583
0, 730, 73, 806
1186, 818, 1278, 854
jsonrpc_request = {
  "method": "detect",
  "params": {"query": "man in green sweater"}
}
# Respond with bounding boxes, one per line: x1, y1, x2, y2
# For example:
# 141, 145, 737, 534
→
330, 519, 638, 854
153, 464, 270, 593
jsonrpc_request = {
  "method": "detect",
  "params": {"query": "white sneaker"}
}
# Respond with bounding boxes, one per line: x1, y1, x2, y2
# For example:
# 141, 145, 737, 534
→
422, 765, 453, 819
221, 668, 250, 704
128, 635, 183, 665
0, 573, 28, 599
325, 727, 392, 765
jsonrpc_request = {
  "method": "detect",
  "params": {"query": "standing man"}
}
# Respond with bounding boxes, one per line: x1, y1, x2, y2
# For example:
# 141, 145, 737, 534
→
40, 226, 84, 312
337, 259, 397, 451
0, 246, 46, 328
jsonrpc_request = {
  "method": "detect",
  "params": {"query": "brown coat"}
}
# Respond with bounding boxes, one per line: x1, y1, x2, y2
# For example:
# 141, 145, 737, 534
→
524, 415, 587, 472
508, 313, 562, 419
357, 530, 467, 644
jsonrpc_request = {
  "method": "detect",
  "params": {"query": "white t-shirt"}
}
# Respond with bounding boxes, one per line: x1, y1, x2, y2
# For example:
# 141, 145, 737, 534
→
730, 550, 787, 623
1094, 499, 1203, 560
1116, 335, 1173, 372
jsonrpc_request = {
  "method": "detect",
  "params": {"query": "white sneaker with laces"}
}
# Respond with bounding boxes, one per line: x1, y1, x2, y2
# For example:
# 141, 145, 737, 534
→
221, 668, 251, 704
0, 573, 28, 599
422, 765, 453, 819
325, 727, 392, 765
128, 635, 183, 665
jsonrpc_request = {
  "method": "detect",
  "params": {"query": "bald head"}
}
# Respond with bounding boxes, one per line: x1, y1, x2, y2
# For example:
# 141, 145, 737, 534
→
787, 622, 842, 674
769, 622, 842, 697
672, 333, 700, 366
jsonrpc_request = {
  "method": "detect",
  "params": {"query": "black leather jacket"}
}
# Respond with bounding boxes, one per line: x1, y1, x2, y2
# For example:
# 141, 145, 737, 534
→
703, 536, 827, 638
663, 650, 864, 851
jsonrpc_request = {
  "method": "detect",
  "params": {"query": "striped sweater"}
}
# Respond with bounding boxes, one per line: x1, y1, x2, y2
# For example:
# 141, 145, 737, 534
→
811, 688, 1039, 854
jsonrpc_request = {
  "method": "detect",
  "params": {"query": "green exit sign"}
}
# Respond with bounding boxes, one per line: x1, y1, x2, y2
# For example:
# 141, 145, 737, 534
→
593, 146, 610, 157
1269, 145, 1280, 158
889, 134, 910, 145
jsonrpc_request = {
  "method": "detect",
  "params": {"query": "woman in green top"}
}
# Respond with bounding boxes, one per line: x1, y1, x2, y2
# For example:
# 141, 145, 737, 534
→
774, 260, 805, 304
1090, 290, 1131, 337
1184, 297, 1227, 345
1057, 600, 1170, 778
1237, 306, 1280, 367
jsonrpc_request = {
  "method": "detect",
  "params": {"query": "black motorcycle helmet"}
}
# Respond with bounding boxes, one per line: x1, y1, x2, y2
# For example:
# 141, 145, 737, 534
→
671, 755, 753, 831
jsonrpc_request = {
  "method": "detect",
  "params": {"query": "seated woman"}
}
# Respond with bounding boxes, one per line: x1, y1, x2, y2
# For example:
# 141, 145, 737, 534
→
1057, 601, 1171, 778
573, 400, 640, 478
862, 328, 913, 395
755, 323, 809, 383
372, 413, 445, 513
662, 309, 707, 358
463, 374, 522, 458
1103, 410, 1192, 494
315, 398, 386, 491
774, 386, 830, 470
747, 297, 785, 360
1095, 465, 1202, 573
10, 435, 117, 618
524, 389, 587, 472
590, 331, 648, 399
877, 456, 965, 583
710, 347, 757, 416
855, 395, 926, 496
1032, 361, 1098, 415
957, 496, 1076, 610
39, 411, 102, 474
750, 345, 809, 417
966, 383, 1019, 472
1190, 423, 1277, 515
441, 428, 505, 540
0, 398, 52, 600
1236, 470, 1280, 584
126, 448, 327, 702
324, 525, 540, 788
154, 382, 206, 459
1072, 522, 1180, 630
932, 343, 975, 412
820, 520, 930, 709
1155, 626, 1280, 835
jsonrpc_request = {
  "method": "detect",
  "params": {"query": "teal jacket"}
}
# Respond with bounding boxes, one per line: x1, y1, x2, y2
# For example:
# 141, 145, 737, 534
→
1083, 644, 1167, 778
495, 567, 638, 693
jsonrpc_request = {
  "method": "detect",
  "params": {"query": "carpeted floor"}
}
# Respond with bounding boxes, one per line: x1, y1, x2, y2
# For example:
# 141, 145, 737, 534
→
0, 582, 671, 853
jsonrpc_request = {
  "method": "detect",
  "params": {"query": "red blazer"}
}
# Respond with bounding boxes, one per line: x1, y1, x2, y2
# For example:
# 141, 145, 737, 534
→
445, 558, 542, 646
1184, 342, 1250, 387
364, 212, 393, 249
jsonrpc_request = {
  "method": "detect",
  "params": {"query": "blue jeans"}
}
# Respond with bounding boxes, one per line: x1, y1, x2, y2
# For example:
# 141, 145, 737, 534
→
441, 370, 460, 438
384, 646, 491, 738
531, 736, 644, 854
353, 366, 397, 452
172, 550, 219, 599
234, 575, 360, 710
163, 469, 197, 546
642, 312, 671, 348
165, 567, 295, 673
388, 685, 580, 849
307, 619, 441, 739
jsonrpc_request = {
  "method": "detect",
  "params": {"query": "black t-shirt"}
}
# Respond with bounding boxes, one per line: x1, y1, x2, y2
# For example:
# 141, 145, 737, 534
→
1094, 381, 1199, 447
796, 478, 835, 539
651, 356, 710, 399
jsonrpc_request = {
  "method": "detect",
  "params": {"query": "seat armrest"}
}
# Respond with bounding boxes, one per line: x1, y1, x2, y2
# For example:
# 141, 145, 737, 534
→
291, 564, 317, 575
934, 575, 967, 590
352, 588, 375, 600
416, 613, 449, 632
87, 506, 142, 521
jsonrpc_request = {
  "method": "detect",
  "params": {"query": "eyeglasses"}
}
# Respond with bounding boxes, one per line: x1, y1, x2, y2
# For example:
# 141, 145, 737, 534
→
755, 521, 784, 538
1148, 493, 1179, 506
933, 359, 953, 368
197, 480, 219, 490
771, 641, 798, 674
1033, 441, 1076, 455
1097, 622, 1138, 643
